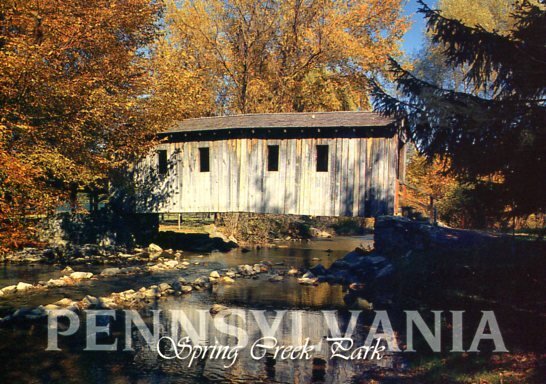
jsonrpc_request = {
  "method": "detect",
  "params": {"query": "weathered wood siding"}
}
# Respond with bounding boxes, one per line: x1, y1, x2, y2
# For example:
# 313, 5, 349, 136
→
136, 137, 397, 217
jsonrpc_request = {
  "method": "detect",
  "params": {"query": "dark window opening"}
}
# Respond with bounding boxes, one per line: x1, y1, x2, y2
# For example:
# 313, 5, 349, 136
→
199, 147, 210, 172
267, 145, 279, 171
316, 145, 329, 172
157, 150, 168, 175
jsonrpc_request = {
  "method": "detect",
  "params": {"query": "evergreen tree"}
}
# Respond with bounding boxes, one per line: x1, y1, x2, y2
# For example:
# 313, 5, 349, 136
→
372, 0, 546, 216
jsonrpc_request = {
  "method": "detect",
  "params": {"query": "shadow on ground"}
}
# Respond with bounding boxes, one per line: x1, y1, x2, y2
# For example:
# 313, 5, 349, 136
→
154, 231, 238, 253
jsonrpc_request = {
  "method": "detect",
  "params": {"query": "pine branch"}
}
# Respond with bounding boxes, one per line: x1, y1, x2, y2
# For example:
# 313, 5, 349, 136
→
417, 0, 546, 98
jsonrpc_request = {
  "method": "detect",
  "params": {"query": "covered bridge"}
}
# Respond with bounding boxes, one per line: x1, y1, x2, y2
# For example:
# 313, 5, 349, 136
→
136, 111, 404, 217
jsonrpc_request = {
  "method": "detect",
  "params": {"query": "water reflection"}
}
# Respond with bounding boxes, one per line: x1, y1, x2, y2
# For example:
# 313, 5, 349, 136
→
0, 236, 383, 383
129, 299, 394, 383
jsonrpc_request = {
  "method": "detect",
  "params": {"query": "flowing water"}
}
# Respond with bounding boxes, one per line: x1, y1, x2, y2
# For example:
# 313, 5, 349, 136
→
0, 235, 405, 384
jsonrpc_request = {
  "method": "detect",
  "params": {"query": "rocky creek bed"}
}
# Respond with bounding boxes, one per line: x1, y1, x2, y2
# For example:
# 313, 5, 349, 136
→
0, 237, 393, 325
1, 217, 542, 383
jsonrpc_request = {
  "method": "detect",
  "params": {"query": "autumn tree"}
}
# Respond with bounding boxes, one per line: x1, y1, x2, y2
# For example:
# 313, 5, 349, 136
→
146, 36, 218, 121
0, 0, 163, 250
373, 0, 546, 221
164, 0, 408, 114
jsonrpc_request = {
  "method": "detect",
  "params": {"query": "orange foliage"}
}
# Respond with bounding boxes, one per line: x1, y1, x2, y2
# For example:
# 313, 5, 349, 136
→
0, 0, 163, 250
165, 0, 409, 113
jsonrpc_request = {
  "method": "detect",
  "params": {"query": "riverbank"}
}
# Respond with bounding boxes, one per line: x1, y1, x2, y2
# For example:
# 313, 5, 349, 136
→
0, 218, 544, 383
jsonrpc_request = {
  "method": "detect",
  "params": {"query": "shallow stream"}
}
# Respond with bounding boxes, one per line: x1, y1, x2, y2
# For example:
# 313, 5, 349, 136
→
0, 235, 406, 383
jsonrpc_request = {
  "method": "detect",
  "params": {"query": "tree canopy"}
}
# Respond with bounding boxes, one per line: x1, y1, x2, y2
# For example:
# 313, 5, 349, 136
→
163, 0, 408, 114
373, 0, 546, 216
0, 0, 163, 249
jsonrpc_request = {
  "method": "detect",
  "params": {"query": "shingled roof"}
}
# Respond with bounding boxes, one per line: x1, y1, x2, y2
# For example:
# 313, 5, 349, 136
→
167, 111, 394, 133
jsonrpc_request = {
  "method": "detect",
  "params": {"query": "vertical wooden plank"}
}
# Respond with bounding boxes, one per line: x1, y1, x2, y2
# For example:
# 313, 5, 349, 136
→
372, 138, 380, 216
330, 139, 337, 216
195, 141, 200, 212
208, 140, 213, 212
302, 139, 310, 215
346, 139, 353, 217
358, 138, 367, 217
277, 139, 286, 214
312, 139, 318, 216
340, 138, 348, 216
294, 139, 302, 215
389, 136, 398, 215
234, 139, 240, 212
211, 141, 218, 213
253, 138, 257, 213
179, 142, 186, 212
372, 138, 382, 216
203, 140, 208, 212
274, 140, 286, 213
246, 138, 253, 213
175, 142, 181, 213
379, 138, 387, 215
196, 141, 202, 212
304, 139, 310, 215
330, 138, 338, 216
352, 139, 360, 217
367, 138, 373, 217
224, 140, 230, 213
231, 139, 238, 212
376, 138, 384, 216
336, 139, 343, 217
218, 140, 226, 212
285, 139, 296, 214
239, 139, 252, 212
300, 139, 307, 215
384, 138, 391, 215
260, 139, 266, 213
248, 139, 253, 213
282, 139, 290, 214
247, 139, 254, 213
187, 142, 195, 212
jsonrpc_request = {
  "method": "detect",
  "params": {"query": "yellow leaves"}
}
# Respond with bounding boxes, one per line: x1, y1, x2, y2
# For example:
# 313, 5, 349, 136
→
147, 34, 216, 121
163, 0, 408, 113
0, 0, 163, 249
438, 0, 517, 34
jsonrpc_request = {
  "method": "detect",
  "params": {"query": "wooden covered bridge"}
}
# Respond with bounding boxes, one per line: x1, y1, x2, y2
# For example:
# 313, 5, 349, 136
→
136, 111, 404, 217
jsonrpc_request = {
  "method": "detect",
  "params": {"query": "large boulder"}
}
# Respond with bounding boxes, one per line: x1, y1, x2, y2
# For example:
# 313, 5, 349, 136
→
193, 276, 208, 287
70, 272, 93, 280
325, 249, 394, 287
237, 264, 254, 276
181, 285, 193, 294
164, 260, 179, 269
148, 243, 163, 254
60, 266, 74, 275
81, 295, 102, 308
210, 304, 229, 315
374, 216, 430, 256
0, 285, 17, 295
309, 264, 328, 277
100, 268, 121, 277
209, 271, 221, 279
16, 282, 34, 292
46, 278, 67, 287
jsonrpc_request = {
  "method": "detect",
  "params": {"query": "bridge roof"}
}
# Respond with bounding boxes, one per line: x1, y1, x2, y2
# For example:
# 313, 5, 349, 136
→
167, 111, 394, 133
